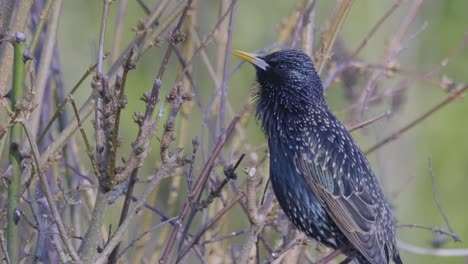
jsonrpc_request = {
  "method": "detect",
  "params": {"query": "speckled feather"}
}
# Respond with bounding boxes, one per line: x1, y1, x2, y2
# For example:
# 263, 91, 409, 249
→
250, 49, 402, 264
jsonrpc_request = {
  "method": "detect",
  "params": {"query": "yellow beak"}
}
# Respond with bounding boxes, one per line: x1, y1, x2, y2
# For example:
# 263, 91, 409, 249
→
232, 50, 269, 70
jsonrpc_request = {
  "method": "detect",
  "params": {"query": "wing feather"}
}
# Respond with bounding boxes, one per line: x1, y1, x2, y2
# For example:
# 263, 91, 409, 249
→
294, 149, 387, 263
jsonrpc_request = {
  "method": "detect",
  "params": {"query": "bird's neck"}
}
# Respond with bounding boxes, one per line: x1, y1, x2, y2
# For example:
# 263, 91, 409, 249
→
256, 94, 328, 144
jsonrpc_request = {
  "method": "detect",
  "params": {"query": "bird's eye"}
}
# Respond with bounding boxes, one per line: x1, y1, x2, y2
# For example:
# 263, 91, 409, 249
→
275, 63, 287, 72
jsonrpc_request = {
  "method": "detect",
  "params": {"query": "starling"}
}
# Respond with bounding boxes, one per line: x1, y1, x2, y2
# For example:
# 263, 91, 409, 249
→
233, 49, 402, 264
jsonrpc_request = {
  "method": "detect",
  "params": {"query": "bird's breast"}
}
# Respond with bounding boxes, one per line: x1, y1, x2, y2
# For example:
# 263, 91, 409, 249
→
268, 139, 345, 248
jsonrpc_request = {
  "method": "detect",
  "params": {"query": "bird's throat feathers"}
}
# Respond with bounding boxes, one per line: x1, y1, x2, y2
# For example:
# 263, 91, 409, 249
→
254, 81, 327, 142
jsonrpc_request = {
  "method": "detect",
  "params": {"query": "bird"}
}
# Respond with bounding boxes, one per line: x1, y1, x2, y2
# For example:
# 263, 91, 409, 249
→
233, 49, 402, 264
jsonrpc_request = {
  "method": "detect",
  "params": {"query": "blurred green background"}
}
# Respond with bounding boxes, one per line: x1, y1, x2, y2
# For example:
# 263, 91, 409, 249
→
57, 0, 468, 263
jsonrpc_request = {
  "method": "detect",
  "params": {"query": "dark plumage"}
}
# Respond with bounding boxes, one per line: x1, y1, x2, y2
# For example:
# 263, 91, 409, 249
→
233, 49, 402, 264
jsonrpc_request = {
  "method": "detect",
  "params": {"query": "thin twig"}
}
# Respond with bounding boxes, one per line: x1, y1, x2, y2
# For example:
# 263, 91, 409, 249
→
20, 122, 81, 263
0, 229, 11, 264
170, 42, 203, 113
30, 0, 63, 136
108, 53, 133, 180
360, 20, 428, 117
196, 154, 245, 210
427, 158, 460, 241
398, 224, 460, 242
38, 62, 97, 143
219, 0, 237, 136
316, 0, 353, 75
67, 96, 100, 178
93, 164, 175, 264
354, 0, 423, 121
398, 240, 468, 257
350, 1, 401, 59
301, 0, 316, 57
265, 235, 309, 264
366, 83, 468, 154
105, 0, 186, 79
142, 0, 171, 29
110, 0, 128, 62
159, 116, 240, 263
289, 1, 305, 49
97, 0, 111, 75
38, 102, 94, 172
172, 0, 239, 88
176, 194, 244, 262
29, 0, 55, 55
200, 228, 250, 245
332, 34, 468, 109
347, 111, 390, 132
276, 3, 304, 47
51, 224, 70, 263
175, 152, 245, 257
116, 217, 177, 260
136, 0, 151, 14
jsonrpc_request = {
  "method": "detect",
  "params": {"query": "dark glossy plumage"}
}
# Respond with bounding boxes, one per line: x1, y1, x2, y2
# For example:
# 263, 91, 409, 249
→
237, 49, 402, 264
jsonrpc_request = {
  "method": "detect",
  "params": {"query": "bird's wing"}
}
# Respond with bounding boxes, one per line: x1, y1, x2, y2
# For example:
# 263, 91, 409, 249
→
294, 149, 388, 263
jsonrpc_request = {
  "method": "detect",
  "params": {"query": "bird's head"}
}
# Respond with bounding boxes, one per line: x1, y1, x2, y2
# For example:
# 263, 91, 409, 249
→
233, 49, 327, 135
233, 49, 325, 108
233, 49, 323, 109
234, 49, 326, 124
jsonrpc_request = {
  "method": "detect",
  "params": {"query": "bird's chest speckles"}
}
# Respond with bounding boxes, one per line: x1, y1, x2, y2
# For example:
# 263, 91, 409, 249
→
273, 111, 336, 151
268, 142, 343, 247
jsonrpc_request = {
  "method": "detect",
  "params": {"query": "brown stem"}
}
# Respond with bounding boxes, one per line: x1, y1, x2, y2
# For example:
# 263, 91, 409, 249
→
176, 194, 244, 261
218, 0, 237, 136
350, 1, 401, 59
316, 0, 353, 75
159, 116, 239, 263
347, 111, 389, 132
107, 169, 138, 264
21, 122, 81, 262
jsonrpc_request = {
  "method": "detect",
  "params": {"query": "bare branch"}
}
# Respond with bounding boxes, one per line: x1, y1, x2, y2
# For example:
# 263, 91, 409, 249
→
398, 224, 460, 242
366, 83, 468, 154
30, 0, 63, 136
427, 158, 460, 242
20, 122, 80, 262
398, 240, 468, 257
